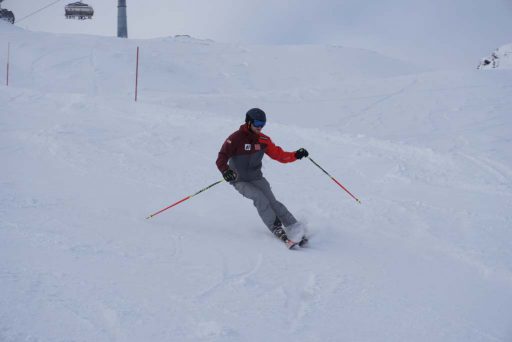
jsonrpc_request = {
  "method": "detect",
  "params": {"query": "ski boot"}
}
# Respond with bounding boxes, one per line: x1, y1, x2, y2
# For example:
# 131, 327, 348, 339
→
298, 236, 309, 247
272, 226, 298, 249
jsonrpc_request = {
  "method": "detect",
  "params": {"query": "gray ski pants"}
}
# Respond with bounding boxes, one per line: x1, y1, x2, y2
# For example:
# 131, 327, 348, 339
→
232, 177, 297, 231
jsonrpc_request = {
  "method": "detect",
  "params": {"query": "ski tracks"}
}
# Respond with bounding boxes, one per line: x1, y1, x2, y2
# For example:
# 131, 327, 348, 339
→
286, 272, 320, 334
339, 77, 418, 129
458, 152, 512, 191
195, 252, 264, 301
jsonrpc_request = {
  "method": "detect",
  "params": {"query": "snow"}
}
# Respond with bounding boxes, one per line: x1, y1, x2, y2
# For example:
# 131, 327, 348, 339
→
1, 22, 512, 341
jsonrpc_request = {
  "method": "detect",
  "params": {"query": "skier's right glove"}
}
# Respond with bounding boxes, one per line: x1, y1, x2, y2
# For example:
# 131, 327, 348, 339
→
222, 169, 237, 182
295, 148, 309, 160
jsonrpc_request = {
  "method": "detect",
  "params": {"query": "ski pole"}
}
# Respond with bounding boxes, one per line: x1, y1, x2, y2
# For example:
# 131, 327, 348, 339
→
146, 179, 225, 219
307, 156, 361, 204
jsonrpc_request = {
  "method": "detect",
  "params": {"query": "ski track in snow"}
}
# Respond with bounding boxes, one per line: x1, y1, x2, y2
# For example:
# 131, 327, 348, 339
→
196, 253, 264, 301
339, 77, 419, 128
286, 272, 319, 333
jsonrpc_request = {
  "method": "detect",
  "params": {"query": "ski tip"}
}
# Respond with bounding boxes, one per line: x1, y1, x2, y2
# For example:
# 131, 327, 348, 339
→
286, 240, 299, 249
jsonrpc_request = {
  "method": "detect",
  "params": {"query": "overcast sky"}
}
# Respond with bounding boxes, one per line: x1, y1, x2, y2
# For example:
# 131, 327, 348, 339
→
5, 0, 512, 68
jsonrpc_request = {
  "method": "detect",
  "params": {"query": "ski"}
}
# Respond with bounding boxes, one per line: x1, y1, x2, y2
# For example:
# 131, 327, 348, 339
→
284, 236, 308, 249
285, 239, 299, 249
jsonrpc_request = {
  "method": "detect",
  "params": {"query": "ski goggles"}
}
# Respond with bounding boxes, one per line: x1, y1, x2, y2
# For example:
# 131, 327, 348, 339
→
252, 119, 266, 128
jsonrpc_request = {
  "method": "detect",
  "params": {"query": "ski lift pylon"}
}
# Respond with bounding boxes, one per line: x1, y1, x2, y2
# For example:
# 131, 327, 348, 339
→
65, 1, 93, 20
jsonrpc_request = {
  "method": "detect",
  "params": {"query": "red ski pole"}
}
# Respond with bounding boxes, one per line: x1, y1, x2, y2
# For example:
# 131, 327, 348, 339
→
307, 156, 361, 204
146, 179, 225, 219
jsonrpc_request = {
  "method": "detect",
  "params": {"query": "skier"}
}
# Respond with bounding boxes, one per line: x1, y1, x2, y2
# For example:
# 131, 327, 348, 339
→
216, 108, 309, 247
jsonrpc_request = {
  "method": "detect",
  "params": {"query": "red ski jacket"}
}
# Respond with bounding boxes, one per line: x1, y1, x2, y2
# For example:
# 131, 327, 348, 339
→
216, 124, 297, 181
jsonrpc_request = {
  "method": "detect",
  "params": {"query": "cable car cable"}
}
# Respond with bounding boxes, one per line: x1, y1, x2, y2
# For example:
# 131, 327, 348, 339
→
15, 0, 64, 24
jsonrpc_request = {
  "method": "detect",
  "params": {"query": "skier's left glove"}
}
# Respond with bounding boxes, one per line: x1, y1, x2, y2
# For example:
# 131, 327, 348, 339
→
222, 169, 237, 182
295, 148, 309, 160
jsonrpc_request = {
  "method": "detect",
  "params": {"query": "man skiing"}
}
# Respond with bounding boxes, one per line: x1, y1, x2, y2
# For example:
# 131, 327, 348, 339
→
216, 108, 309, 248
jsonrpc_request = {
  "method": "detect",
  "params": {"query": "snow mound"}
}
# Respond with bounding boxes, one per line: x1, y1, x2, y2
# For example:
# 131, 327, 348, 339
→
0, 24, 422, 95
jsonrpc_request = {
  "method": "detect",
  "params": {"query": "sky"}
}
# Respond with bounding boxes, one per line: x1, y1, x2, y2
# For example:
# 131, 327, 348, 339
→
4, 0, 512, 68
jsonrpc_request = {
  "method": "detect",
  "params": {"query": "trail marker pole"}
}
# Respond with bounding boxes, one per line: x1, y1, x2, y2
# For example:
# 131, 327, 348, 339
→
135, 46, 139, 101
6, 42, 10, 86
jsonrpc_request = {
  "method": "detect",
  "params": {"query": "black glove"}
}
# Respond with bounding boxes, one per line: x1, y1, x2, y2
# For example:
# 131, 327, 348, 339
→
222, 169, 237, 182
295, 148, 309, 160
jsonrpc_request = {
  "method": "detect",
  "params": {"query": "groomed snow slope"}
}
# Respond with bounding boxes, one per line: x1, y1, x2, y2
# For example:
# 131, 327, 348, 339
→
1, 24, 512, 341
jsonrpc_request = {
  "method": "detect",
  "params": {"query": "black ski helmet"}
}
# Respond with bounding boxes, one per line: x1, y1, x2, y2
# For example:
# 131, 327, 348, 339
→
245, 108, 266, 124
